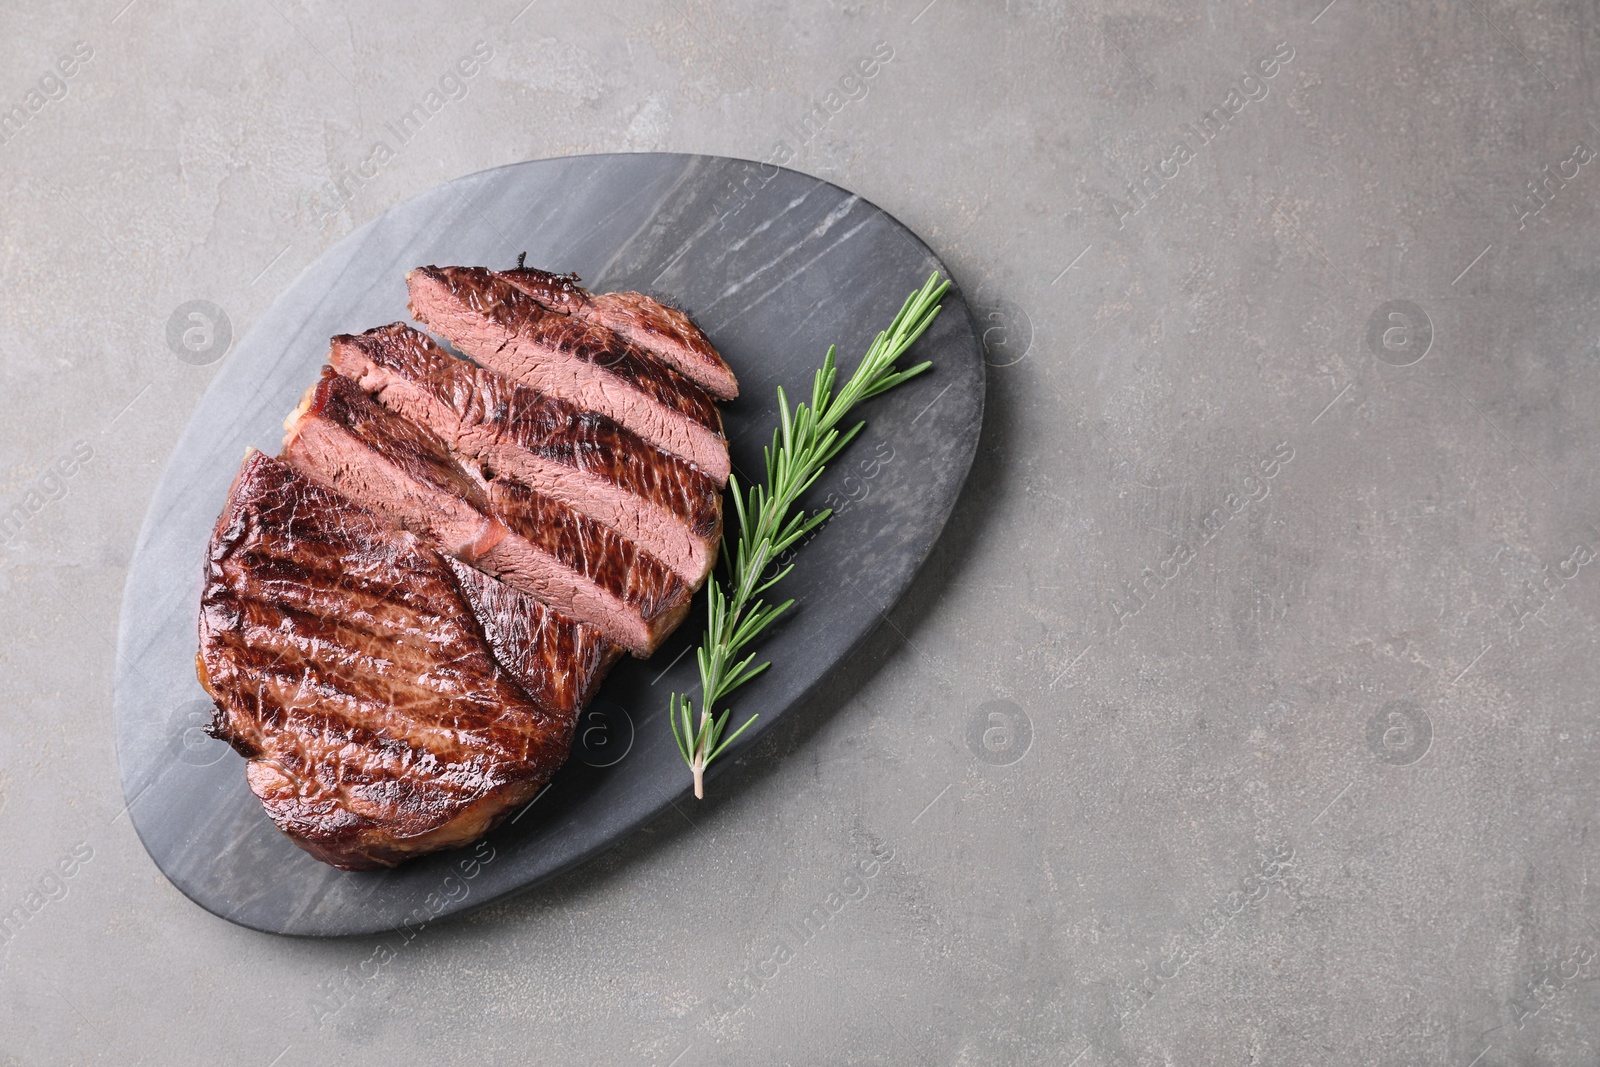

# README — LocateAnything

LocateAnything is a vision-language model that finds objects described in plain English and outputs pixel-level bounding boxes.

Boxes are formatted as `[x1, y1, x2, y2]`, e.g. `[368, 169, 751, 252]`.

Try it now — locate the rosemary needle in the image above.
[670, 272, 950, 798]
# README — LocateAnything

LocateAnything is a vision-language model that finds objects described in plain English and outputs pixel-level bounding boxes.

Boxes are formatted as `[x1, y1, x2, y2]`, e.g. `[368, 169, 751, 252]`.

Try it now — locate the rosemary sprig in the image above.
[670, 272, 950, 798]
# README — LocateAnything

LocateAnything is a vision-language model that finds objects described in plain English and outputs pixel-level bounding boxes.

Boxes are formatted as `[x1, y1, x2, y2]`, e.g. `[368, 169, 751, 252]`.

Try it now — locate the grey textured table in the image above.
[3, 2, 1598, 1064]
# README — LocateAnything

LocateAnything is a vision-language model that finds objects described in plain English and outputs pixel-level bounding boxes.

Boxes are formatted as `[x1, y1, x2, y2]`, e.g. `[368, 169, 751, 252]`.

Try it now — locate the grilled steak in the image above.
[499, 266, 739, 400]
[330, 323, 722, 586]
[197, 451, 610, 870]
[283, 368, 691, 655]
[407, 266, 731, 483]
[197, 259, 742, 870]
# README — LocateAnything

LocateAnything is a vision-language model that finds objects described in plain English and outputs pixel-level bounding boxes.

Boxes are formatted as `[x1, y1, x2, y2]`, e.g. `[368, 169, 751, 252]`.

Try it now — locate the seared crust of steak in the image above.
[197, 259, 741, 871]
[500, 266, 739, 400]
[197, 451, 608, 870]
[407, 266, 731, 483]
[282, 369, 691, 655]
[330, 324, 721, 586]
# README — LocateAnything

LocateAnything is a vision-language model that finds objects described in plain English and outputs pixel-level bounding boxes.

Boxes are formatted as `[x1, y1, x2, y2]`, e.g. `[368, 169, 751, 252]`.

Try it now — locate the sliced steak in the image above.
[330, 323, 722, 586]
[282, 368, 691, 656]
[281, 367, 507, 565]
[407, 265, 731, 483]
[197, 451, 609, 870]
[499, 265, 739, 400]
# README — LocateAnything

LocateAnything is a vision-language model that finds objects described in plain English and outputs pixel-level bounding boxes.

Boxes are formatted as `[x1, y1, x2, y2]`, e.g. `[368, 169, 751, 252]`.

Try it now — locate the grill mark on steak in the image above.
[330, 323, 722, 586]
[198, 451, 607, 869]
[214, 627, 512, 758]
[499, 266, 740, 400]
[282, 368, 690, 655]
[407, 266, 731, 483]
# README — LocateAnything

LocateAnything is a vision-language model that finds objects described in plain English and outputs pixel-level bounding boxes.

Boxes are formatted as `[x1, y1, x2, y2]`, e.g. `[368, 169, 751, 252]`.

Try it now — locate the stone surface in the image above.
[5, 1, 1600, 1063]
[112, 153, 983, 936]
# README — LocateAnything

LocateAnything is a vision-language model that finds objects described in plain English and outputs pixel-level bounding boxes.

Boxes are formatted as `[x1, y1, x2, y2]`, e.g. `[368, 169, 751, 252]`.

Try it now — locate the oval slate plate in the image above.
[113, 153, 983, 937]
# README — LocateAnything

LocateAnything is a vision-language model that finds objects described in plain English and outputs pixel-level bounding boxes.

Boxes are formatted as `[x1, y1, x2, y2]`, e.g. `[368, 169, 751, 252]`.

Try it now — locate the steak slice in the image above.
[330, 323, 722, 586]
[282, 368, 691, 656]
[499, 265, 739, 400]
[197, 451, 610, 870]
[407, 265, 731, 483]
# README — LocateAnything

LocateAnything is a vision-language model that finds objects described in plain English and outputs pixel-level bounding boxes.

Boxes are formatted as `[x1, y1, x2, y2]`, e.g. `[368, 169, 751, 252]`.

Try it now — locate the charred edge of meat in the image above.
[506, 256, 584, 313]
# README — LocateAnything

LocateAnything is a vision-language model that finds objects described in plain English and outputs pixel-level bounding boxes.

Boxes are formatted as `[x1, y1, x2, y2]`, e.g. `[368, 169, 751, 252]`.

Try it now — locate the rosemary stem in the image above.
[669, 272, 949, 798]
[692, 707, 710, 799]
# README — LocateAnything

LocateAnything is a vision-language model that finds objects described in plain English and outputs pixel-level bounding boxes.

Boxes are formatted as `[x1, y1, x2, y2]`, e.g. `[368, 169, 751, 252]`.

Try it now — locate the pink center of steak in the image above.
[330, 323, 721, 585]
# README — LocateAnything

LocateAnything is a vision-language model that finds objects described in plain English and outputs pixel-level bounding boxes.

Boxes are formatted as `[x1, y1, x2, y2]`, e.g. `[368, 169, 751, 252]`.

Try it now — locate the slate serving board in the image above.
[112, 153, 984, 937]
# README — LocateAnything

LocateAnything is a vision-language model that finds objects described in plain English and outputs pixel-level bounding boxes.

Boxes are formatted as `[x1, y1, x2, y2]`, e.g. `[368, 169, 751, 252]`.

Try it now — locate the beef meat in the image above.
[197, 451, 610, 870]
[407, 266, 731, 483]
[282, 367, 507, 564]
[499, 266, 739, 400]
[282, 368, 691, 656]
[330, 323, 721, 586]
